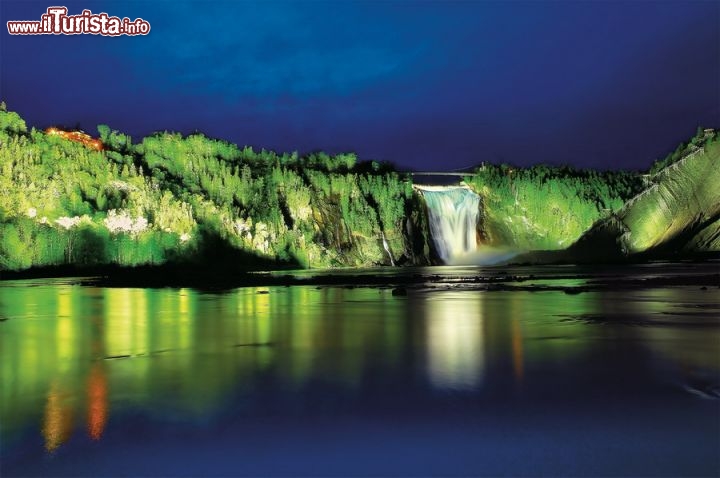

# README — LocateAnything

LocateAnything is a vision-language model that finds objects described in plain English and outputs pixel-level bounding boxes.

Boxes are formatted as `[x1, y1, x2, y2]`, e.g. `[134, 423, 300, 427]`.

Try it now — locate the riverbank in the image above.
[1, 260, 718, 292]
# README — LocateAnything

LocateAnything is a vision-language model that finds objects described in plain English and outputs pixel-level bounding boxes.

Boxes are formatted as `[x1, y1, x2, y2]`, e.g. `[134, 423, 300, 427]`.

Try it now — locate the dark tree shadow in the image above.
[74, 226, 109, 265]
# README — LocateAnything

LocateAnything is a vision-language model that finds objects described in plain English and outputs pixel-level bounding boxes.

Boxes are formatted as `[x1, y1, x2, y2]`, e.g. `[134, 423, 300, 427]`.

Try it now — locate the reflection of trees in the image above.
[4, 279, 718, 457]
[630, 289, 720, 395]
[511, 317, 524, 383]
[4, 283, 600, 454]
[43, 381, 74, 452]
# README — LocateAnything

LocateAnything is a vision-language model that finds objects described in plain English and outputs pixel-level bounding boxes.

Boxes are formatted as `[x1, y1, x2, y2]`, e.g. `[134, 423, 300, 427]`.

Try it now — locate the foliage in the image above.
[1, 105, 702, 271]
[0, 108, 416, 270]
[649, 127, 717, 175]
[464, 163, 644, 250]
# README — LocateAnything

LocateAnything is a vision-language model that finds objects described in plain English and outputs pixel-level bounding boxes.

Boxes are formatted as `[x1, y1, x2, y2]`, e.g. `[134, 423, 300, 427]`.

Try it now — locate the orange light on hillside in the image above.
[44, 127, 104, 151]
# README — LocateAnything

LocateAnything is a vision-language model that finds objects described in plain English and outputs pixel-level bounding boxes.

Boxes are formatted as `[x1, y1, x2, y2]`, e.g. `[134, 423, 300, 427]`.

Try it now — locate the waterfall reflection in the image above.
[424, 292, 485, 391]
[421, 291, 534, 392]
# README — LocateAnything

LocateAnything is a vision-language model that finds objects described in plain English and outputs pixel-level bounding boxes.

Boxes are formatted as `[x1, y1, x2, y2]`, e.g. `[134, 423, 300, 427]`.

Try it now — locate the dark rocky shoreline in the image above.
[1, 259, 718, 292]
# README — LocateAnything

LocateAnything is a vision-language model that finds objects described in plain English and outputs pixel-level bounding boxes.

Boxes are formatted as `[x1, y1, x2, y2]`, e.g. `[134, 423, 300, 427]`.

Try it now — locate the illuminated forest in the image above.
[0, 103, 717, 272]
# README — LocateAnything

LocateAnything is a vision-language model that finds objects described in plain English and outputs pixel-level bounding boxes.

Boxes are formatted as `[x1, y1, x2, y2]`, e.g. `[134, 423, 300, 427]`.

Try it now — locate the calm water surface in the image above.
[1, 265, 719, 476]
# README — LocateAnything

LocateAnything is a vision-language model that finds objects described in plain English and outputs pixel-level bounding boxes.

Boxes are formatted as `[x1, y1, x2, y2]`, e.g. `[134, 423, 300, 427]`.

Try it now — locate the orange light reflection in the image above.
[86, 363, 108, 441]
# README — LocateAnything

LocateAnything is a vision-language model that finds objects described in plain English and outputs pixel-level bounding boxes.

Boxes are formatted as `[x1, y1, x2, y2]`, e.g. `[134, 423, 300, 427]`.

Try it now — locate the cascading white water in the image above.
[419, 186, 480, 264]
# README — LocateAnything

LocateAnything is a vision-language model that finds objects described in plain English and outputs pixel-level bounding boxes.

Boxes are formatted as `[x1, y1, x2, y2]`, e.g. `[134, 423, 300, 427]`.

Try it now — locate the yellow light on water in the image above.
[42, 381, 73, 453]
[56, 287, 76, 373]
[426, 293, 485, 391]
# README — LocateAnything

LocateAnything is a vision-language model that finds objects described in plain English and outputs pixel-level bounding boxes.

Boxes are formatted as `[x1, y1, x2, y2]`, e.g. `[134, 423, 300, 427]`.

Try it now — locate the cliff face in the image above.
[684, 218, 720, 252]
[570, 136, 720, 257]
[621, 141, 720, 254]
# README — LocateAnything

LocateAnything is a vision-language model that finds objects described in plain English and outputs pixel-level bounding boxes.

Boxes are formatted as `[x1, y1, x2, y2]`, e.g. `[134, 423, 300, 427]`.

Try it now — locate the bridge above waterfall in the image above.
[412, 183, 474, 192]
[405, 173, 475, 186]
[410, 172, 478, 177]
[403, 168, 481, 186]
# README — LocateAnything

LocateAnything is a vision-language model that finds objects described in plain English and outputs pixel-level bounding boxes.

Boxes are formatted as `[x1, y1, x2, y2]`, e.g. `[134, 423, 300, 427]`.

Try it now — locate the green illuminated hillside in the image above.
[463, 128, 719, 258]
[463, 165, 642, 250]
[0, 106, 421, 271]
[570, 131, 720, 258]
[0, 103, 716, 274]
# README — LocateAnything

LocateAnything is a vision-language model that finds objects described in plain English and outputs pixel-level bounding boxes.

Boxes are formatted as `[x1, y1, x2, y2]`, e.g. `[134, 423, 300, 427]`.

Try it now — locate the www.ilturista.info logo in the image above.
[7, 7, 150, 36]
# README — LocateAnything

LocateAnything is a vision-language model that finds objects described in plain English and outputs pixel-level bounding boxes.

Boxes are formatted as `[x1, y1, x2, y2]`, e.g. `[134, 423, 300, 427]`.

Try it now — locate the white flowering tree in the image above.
[103, 209, 148, 236]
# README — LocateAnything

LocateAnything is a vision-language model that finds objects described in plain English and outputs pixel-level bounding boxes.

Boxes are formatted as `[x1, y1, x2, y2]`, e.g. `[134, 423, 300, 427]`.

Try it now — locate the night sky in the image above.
[1, 1, 718, 171]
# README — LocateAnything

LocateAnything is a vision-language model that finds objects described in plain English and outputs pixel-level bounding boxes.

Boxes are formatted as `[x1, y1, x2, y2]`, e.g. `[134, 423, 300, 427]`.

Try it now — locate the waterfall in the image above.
[419, 186, 480, 264]
[381, 231, 395, 266]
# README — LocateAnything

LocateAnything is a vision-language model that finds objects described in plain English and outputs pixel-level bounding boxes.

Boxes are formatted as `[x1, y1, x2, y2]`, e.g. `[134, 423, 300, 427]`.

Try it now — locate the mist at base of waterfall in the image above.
[445, 247, 521, 266]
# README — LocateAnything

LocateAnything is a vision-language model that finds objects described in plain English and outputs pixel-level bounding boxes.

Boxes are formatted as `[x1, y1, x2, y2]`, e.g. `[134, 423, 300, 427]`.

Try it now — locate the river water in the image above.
[1, 264, 719, 476]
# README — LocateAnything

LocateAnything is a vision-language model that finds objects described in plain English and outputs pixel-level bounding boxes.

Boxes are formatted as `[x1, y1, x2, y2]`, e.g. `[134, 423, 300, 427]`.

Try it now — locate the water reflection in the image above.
[86, 363, 108, 441]
[0, 277, 718, 465]
[424, 292, 485, 390]
[511, 317, 524, 383]
[43, 381, 74, 452]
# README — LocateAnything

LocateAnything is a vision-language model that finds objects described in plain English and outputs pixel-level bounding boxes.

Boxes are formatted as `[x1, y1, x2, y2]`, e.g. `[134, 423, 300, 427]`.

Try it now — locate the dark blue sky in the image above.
[2, 0, 718, 171]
